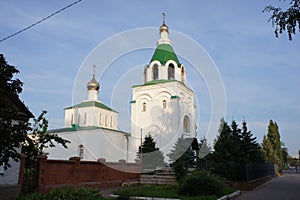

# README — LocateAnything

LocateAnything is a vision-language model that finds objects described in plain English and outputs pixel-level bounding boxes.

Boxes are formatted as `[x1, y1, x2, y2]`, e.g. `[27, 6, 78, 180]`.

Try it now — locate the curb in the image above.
[217, 190, 241, 200]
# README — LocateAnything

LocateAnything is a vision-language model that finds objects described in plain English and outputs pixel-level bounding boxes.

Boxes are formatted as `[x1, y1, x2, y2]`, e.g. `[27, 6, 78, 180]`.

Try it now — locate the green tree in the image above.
[0, 54, 69, 169]
[168, 137, 195, 181]
[241, 120, 263, 162]
[261, 135, 275, 162]
[22, 110, 70, 163]
[0, 54, 31, 169]
[137, 134, 165, 171]
[212, 119, 233, 162]
[263, 0, 300, 40]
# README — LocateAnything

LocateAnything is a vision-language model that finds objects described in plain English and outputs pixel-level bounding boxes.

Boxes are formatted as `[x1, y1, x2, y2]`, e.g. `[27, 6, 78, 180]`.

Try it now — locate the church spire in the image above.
[158, 13, 171, 45]
[87, 64, 100, 101]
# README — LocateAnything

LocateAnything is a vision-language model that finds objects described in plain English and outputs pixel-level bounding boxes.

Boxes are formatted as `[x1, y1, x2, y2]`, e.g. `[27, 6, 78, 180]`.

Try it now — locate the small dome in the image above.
[87, 75, 100, 91]
[160, 23, 169, 33]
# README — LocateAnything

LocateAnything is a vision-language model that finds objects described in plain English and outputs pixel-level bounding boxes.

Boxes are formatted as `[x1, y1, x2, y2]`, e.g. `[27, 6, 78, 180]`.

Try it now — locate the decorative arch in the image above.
[168, 63, 175, 80]
[152, 63, 159, 80]
[183, 115, 190, 133]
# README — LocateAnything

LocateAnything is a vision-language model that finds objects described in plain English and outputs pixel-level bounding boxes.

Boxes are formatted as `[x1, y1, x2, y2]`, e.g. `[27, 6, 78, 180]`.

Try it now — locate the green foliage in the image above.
[0, 54, 23, 94]
[22, 111, 70, 161]
[17, 187, 104, 200]
[178, 170, 223, 197]
[168, 137, 196, 181]
[136, 134, 165, 171]
[0, 54, 32, 169]
[113, 184, 221, 200]
[263, 0, 300, 40]
[261, 120, 284, 165]
[212, 119, 262, 164]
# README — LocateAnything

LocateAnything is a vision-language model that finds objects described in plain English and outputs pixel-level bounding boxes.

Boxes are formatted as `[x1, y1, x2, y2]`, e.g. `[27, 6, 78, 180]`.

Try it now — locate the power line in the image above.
[0, 0, 83, 43]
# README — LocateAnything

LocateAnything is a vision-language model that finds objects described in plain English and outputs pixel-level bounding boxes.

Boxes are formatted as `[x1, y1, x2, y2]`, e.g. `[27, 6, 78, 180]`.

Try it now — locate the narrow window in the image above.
[183, 115, 190, 133]
[77, 113, 80, 125]
[78, 145, 84, 159]
[142, 102, 146, 112]
[153, 64, 159, 80]
[71, 114, 74, 125]
[110, 116, 113, 127]
[168, 63, 175, 80]
[181, 67, 185, 82]
[163, 100, 166, 109]
[105, 115, 108, 126]
[99, 113, 102, 125]
[84, 112, 87, 124]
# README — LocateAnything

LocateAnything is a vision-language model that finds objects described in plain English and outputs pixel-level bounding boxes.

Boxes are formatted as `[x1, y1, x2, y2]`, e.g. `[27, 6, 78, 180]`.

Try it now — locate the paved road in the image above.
[237, 173, 300, 200]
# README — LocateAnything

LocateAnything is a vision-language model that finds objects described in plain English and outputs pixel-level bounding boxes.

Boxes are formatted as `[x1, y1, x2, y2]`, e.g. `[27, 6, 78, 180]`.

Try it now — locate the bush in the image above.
[178, 170, 223, 197]
[17, 187, 104, 200]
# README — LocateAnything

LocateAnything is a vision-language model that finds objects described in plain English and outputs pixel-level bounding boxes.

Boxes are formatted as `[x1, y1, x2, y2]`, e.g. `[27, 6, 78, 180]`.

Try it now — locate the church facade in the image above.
[47, 19, 196, 163]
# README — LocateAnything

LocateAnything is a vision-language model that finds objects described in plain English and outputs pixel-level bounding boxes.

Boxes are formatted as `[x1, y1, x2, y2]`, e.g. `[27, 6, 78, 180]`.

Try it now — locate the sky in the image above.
[1, 0, 299, 156]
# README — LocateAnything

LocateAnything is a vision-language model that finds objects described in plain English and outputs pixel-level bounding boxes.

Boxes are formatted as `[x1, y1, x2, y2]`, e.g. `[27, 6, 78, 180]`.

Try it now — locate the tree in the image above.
[168, 137, 195, 181]
[136, 134, 165, 171]
[261, 120, 284, 166]
[0, 54, 31, 169]
[22, 111, 70, 164]
[241, 120, 263, 162]
[213, 119, 263, 163]
[263, 0, 300, 41]
[0, 54, 69, 169]
[212, 119, 233, 162]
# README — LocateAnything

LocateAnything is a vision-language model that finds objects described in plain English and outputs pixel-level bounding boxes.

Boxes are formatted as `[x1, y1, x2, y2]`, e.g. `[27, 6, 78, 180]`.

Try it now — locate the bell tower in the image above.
[130, 15, 196, 157]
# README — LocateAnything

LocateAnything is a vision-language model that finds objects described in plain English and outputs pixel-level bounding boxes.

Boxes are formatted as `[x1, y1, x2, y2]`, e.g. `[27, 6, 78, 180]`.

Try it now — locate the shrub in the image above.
[17, 187, 104, 200]
[178, 170, 223, 196]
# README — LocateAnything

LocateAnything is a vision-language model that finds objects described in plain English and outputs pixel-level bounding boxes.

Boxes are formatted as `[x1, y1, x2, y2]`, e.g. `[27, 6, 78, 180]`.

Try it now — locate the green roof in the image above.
[48, 126, 130, 135]
[150, 44, 180, 66]
[64, 101, 117, 113]
[133, 79, 179, 87]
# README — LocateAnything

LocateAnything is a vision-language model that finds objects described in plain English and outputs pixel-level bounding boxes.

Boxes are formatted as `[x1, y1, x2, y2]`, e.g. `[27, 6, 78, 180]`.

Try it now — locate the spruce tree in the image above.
[213, 119, 232, 162]
[136, 134, 165, 171]
[241, 120, 263, 162]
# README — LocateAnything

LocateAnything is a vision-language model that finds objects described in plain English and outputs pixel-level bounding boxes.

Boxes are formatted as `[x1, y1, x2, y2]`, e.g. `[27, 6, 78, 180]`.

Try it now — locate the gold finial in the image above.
[160, 12, 169, 33]
[162, 12, 166, 24]
[93, 64, 96, 77]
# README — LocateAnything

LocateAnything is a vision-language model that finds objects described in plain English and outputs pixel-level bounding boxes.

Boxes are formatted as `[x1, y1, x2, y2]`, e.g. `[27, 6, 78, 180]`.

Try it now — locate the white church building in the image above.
[47, 18, 196, 163]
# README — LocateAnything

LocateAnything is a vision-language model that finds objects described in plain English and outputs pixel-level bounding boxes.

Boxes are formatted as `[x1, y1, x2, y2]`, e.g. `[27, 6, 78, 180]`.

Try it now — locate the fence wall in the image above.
[21, 156, 141, 193]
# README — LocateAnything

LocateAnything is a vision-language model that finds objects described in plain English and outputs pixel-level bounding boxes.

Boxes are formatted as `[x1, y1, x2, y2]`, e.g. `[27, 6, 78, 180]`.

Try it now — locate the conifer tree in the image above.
[136, 134, 165, 171]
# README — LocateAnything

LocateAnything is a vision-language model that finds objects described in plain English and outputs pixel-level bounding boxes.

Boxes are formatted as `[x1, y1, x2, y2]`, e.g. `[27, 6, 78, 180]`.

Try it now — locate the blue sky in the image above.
[1, 0, 299, 156]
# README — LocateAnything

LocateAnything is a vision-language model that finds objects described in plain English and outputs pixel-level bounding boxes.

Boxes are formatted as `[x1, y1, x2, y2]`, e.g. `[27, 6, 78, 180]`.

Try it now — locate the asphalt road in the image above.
[237, 173, 300, 200]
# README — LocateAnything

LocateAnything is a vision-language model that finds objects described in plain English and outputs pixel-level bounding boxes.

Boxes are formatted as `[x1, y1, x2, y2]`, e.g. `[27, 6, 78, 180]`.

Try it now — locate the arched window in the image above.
[78, 145, 84, 159]
[77, 113, 80, 125]
[142, 102, 146, 112]
[84, 112, 87, 124]
[144, 68, 147, 83]
[162, 100, 166, 109]
[99, 113, 102, 125]
[168, 63, 175, 80]
[153, 64, 159, 80]
[71, 114, 74, 125]
[181, 67, 185, 82]
[183, 115, 190, 133]
[105, 115, 108, 126]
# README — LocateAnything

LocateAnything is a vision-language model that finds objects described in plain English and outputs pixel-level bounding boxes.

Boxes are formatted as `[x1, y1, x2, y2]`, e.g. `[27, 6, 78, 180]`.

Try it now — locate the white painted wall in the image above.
[130, 81, 196, 160]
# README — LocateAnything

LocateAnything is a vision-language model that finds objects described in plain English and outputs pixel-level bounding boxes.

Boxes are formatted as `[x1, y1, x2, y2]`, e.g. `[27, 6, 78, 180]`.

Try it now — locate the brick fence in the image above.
[20, 155, 141, 193]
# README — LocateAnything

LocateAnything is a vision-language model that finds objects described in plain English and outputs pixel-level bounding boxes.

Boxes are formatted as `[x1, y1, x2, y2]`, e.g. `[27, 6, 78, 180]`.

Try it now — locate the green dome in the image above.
[150, 43, 180, 66]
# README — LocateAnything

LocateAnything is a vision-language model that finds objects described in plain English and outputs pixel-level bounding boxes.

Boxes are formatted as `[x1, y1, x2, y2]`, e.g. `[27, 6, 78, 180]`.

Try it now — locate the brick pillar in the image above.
[37, 155, 48, 193]
[69, 157, 80, 189]
[18, 154, 27, 191]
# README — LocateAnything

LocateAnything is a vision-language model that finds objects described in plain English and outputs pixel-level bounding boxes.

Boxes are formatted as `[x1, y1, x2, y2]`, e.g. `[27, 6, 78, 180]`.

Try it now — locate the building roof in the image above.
[0, 91, 34, 121]
[64, 101, 117, 113]
[150, 43, 180, 66]
[48, 125, 129, 135]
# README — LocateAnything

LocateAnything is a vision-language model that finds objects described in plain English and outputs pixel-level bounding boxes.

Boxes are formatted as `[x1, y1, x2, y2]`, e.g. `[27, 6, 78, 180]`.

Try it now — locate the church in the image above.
[47, 18, 196, 163]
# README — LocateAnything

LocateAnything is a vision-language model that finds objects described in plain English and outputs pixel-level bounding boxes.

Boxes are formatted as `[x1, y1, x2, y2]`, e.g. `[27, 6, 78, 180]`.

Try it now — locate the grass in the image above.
[113, 184, 237, 200]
